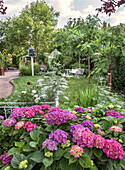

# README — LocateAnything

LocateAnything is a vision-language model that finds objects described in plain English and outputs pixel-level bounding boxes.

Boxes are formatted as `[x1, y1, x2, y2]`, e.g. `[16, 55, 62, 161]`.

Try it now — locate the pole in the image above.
[88, 56, 90, 84]
[31, 56, 34, 76]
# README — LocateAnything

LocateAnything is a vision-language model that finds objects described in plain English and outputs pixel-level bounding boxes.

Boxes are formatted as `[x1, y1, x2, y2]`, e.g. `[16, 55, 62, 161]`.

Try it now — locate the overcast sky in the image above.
[1, 0, 125, 28]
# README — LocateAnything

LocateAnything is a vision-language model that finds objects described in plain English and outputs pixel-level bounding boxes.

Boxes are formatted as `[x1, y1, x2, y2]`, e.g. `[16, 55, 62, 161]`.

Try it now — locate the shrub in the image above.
[19, 64, 40, 76]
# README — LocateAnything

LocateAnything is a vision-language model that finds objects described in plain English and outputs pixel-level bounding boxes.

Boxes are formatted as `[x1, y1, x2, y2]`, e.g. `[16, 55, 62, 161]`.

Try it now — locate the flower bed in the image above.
[0, 104, 125, 169]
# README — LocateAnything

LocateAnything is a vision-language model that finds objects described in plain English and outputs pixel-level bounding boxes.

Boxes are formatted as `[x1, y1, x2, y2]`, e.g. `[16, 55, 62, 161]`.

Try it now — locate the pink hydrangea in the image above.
[67, 112, 78, 121]
[109, 126, 123, 132]
[10, 107, 24, 119]
[70, 124, 84, 134]
[3, 118, 16, 127]
[97, 129, 105, 135]
[94, 135, 105, 149]
[23, 121, 37, 132]
[72, 127, 95, 148]
[30, 105, 44, 114]
[15, 121, 25, 129]
[41, 104, 50, 110]
[25, 110, 35, 118]
[48, 107, 62, 113]
[106, 110, 121, 118]
[102, 138, 124, 160]
[69, 145, 84, 158]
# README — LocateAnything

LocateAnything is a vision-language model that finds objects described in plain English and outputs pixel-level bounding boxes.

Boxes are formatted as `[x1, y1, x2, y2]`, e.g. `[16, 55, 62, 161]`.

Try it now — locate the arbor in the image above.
[0, 0, 7, 14]
[96, 0, 125, 16]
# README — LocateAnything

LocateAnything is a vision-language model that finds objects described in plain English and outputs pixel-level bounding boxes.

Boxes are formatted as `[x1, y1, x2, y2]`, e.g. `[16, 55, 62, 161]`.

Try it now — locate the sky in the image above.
[0, 0, 125, 28]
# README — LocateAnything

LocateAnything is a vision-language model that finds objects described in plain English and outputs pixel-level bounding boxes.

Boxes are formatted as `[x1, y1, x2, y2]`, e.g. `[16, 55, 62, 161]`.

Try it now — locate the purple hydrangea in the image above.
[81, 120, 94, 129]
[41, 104, 50, 110]
[74, 107, 86, 113]
[0, 116, 4, 120]
[42, 139, 58, 151]
[48, 107, 62, 113]
[0, 153, 13, 165]
[30, 105, 44, 114]
[3, 118, 16, 127]
[70, 124, 84, 134]
[46, 111, 68, 125]
[49, 129, 69, 144]
[67, 112, 78, 121]
[103, 138, 124, 160]
[106, 110, 121, 119]
[94, 135, 105, 149]
[10, 107, 24, 119]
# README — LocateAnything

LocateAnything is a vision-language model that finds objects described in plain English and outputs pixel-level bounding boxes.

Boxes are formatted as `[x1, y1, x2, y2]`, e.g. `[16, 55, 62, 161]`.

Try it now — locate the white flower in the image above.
[34, 94, 39, 98]
[35, 98, 40, 103]
[32, 90, 36, 93]
[22, 91, 26, 94]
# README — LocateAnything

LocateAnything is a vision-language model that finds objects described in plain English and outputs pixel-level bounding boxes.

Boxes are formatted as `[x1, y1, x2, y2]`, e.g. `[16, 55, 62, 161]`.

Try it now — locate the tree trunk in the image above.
[88, 56, 90, 84]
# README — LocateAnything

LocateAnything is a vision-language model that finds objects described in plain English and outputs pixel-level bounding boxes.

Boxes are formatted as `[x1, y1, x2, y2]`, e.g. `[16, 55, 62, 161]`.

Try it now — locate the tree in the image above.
[96, 0, 125, 16]
[0, 0, 7, 14]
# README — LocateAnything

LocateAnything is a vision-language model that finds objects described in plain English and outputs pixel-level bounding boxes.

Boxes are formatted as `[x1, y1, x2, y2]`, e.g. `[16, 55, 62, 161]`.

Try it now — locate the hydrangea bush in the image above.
[0, 104, 125, 170]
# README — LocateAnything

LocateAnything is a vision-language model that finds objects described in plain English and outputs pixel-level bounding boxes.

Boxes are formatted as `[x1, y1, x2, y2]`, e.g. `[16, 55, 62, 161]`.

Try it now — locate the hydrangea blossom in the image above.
[102, 138, 124, 160]
[94, 135, 105, 149]
[69, 145, 84, 158]
[0, 153, 13, 165]
[23, 121, 37, 131]
[97, 129, 105, 135]
[46, 111, 68, 125]
[67, 112, 78, 121]
[70, 124, 84, 134]
[81, 120, 94, 129]
[109, 126, 123, 132]
[30, 105, 44, 114]
[74, 107, 86, 113]
[41, 104, 50, 110]
[49, 129, 68, 144]
[3, 118, 16, 127]
[10, 107, 24, 119]
[15, 121, 25, 129]
[106, 110, 121, 118]
[42, 139, 58, 151]
[0, 116, 4, 120]
[48, 107, 62, 113]
[25, 110, 35, 118]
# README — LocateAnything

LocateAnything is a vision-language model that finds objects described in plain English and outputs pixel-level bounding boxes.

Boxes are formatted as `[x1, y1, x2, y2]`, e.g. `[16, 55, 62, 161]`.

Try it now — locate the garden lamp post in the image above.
[28, 45, 35, 76]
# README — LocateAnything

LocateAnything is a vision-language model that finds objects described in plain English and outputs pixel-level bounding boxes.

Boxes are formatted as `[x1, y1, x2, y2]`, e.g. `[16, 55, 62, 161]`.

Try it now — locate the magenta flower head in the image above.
[69, 145, 84, 158]
[103, 138, 124, 160]
[67, 112, 78, 121]
[106, 110, 121, 118]
[70, 124, 84, 134]
[97, 129, 105, 135]
[3, 118, 16, 127]
[41, 104, 50, 110]
[23, 121, 37, 132]
[0, 116, 4, 120]
[42, 139, 58, 151]
[81, 120, 94, 129]
[48, 107, 62, 113]
[49, 129, 69, 144]
[10, 107, 24, 119]
[30, 105, 44, 114]
[74, 107, 86, 113]
[15, 121, 25, 130]
[25, 110, 35, 118]
[46, 111, 68, 125]
[94, 135, 105, 149]
[109, 126, 123, 132]
[0, 153, 13, 165]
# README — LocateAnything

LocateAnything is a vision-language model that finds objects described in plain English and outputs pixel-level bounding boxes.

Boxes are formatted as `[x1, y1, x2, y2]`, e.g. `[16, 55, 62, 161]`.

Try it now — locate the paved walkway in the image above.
[0, 70, 20, 98]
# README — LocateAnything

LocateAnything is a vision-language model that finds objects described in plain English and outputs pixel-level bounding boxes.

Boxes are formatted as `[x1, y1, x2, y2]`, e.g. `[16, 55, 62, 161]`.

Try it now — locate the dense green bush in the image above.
[19, 64, 40, 76]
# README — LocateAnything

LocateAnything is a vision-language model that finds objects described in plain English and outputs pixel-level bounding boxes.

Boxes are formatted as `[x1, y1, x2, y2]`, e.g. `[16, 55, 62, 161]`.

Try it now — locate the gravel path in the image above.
[0, 70, 19, 98]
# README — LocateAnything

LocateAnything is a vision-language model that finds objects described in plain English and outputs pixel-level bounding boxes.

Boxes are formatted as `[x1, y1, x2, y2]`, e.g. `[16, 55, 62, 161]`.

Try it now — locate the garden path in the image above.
[0, 70, 19, 98]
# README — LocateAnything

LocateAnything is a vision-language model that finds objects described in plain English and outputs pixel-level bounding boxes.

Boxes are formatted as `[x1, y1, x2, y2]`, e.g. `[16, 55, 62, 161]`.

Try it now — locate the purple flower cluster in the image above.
[0, 153, 13, 165]
[81, 120, 94, 129]
[3, 118, 16, 127]
[0, 115, 4, 120]
[42, 139, 58, 151]
[70, 124, 84, 134]
[10, 107, 24, 119]
[48, 107, 62, 113]
[106, 110, 121, 118]
[30, 105, 44, 114]
[46, 111, 68, 125]
[67, 112, 78, 121]
[49, 129, 69, 144]
[103, 138, 124, 160]
[74, 107, 86, 113]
